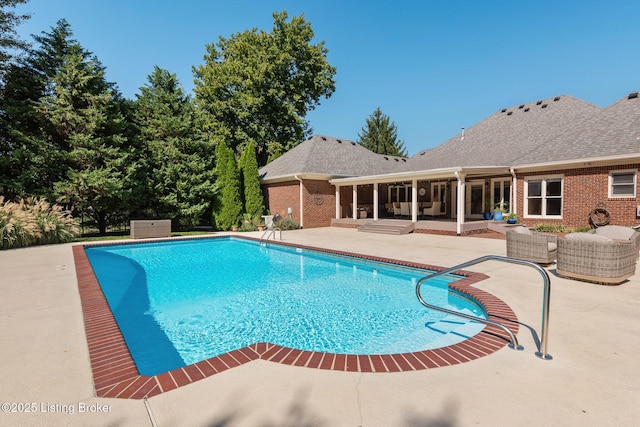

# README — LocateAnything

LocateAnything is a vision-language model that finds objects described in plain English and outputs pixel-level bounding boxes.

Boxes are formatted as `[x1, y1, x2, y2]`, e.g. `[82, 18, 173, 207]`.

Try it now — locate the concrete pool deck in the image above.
[1, 227, 639, 426]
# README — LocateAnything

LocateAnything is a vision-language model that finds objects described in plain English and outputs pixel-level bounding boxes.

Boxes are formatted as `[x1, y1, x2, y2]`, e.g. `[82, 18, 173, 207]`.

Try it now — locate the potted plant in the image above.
[506, 212, 518, 224]
[493, 202, 507, 221]
[483, 201, 493, 220]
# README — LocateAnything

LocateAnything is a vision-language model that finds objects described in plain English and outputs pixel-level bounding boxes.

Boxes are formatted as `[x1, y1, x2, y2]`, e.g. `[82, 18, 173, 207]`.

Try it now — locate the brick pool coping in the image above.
[72, 235, 520, 400]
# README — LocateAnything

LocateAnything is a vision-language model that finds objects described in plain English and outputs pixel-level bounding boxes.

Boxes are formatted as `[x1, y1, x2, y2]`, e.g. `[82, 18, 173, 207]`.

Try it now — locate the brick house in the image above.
[259, 92, 640, 233]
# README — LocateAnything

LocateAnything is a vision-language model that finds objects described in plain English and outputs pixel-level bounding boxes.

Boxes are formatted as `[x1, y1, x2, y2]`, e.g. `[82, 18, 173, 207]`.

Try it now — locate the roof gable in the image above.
[259, 135, 407, 181]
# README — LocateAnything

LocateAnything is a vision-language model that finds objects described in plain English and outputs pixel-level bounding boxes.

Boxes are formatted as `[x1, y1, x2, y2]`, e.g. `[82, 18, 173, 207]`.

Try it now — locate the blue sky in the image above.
[14, 0, 640, 155]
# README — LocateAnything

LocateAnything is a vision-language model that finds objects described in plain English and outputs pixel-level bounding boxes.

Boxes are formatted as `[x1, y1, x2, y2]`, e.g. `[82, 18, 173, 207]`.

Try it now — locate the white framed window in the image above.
[609, 170, 637, 198]
[524, 175, 563, 218]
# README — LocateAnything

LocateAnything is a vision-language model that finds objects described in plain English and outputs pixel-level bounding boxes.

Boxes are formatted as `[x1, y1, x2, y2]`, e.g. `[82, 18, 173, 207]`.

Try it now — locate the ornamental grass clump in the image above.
[0, 197, 79, 249]
[25, 197, 79, 245]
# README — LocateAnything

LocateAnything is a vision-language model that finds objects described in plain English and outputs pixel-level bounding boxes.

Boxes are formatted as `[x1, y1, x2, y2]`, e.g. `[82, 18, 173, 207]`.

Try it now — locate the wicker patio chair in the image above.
[557, 233, 638, 285]
[506, 226, 557, 264]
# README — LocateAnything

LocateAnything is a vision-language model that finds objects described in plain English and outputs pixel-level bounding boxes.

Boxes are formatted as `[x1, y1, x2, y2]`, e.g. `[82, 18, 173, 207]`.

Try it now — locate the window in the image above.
[524, 176, 563, 218]
[609, 170, 637, 198]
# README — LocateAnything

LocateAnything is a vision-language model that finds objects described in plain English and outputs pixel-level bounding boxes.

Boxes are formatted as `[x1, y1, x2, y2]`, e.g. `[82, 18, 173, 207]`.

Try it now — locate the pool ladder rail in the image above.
[416, 255, 552, 360]
[259, 227, 282, 245]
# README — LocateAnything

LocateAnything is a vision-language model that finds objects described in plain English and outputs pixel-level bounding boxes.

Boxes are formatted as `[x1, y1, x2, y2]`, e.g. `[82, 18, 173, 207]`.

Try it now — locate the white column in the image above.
[411, 179, 418, 222]
[510, 168, 517, 215]
[335, 186, 341, 218]
[373, 183, 379, 220]
[352, 185, 358, 220]
[455, 172, 466, 235]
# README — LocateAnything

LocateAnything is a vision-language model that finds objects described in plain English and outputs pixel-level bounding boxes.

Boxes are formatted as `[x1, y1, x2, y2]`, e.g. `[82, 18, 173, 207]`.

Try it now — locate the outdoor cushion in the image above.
[593, 225, 635, 241]
[565, 232, 612, 243]
[512, 226, 533, 235]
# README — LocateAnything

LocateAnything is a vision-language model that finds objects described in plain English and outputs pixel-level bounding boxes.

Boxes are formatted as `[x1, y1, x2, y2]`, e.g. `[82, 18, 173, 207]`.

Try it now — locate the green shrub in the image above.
[532, 223, 571, 233]
[275, 216, 300, 230]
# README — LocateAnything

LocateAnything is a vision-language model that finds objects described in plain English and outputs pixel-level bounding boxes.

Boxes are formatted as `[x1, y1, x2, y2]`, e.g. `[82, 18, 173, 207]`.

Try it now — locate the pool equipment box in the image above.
[130, 219, 171, 239]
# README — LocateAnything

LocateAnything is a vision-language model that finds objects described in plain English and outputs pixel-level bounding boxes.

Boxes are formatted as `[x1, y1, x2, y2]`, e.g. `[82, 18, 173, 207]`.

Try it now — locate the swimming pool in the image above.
[84, 237, 486, 376]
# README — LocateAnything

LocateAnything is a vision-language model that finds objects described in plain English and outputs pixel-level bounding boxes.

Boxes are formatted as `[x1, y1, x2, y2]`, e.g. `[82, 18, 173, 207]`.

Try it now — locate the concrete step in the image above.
[357, 222, 415, 235]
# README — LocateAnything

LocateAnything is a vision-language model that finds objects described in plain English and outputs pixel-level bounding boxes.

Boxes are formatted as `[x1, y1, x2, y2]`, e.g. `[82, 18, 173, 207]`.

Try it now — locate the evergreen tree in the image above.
[194, 10, 336, 165]
[0, 0, 30, 76]
[214, 141, 242, 230]
[132, 66, 215, 227]
[239, 140, 265, 219]
[43, 42, 131, 234]
[1, 19, 132, 234]
[357, 108, 408, 157]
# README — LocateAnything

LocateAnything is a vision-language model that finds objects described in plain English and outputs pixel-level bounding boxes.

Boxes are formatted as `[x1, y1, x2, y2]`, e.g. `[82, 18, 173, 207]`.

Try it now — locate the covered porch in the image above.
[330, 167, 515, 235]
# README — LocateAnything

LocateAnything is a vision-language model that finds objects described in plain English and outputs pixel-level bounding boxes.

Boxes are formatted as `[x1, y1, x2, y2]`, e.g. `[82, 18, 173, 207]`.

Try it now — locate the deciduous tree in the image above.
[193, 10, 336, 165]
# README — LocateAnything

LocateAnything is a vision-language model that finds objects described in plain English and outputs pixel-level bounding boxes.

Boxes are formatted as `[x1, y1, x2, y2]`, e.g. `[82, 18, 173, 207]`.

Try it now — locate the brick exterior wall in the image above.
[301, 179, 336, 228]
[262, 179, 336, 228]
[262, 180, 299, 223]
[516, 164, 640, 228]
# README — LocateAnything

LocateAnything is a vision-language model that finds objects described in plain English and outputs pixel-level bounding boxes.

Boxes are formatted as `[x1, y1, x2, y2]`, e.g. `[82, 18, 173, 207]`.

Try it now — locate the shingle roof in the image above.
[403, 95, 603, 171]
[259, 135, 407, 180]
[260, 92, 640, 183]
[512, 92, 640, 165]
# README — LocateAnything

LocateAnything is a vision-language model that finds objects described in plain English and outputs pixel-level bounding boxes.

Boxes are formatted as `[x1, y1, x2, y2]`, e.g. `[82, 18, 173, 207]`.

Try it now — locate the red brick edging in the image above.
[72, 236, 519, 399]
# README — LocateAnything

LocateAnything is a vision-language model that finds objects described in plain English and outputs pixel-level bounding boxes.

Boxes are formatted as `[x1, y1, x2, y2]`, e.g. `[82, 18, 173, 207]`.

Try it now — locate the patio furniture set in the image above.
[506, 225, 639, 285]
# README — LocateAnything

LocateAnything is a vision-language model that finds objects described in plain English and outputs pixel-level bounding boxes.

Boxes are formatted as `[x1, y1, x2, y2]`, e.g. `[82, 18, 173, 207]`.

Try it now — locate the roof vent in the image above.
[501, 108, 507, 113]
[402, 159, 406, 162]
[384, 156, 389, 160]
[553, 96, 561, 101]
[541, 104, 548, 108]
[350, 141, 356, 145]
[536, 100, 543, 105]
[394, 158, 399, 162]
[321, 136, 327, 141]
[420, 151, 426, 156]
[518, 104, 524, 109]
[336, 139, 342, 143]
[628, 91, 639, 99]
[507, 111, 513, 115]
[524, 108, 530, 112]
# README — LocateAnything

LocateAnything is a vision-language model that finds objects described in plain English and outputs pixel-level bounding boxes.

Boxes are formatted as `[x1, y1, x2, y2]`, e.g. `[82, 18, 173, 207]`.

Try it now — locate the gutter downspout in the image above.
[294, 175, 304, 228]
[510, 168, 517, 215]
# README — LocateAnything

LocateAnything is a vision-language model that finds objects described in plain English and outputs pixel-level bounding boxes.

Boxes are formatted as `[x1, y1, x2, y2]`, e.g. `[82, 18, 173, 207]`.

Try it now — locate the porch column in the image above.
[335, 185, 341, 218]
[352, 185, 358, 220]
[411, 179, 418, 222]
[373, 182, 379, 220]
[455, 172, 466, 236]
[510, 168, 517, 215]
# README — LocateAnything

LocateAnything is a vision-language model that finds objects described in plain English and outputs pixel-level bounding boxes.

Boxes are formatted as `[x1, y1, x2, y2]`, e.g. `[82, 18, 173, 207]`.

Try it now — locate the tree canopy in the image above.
[357, 107, 407, 157]
[0, 0, 30, 76]
[193, 10, 336, 166]
[1, 10, 337, 235]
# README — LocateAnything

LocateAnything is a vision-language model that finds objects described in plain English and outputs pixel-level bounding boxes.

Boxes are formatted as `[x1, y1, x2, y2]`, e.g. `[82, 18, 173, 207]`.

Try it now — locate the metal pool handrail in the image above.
[259, 227, 282, 244]
[416, 255, 552, 360]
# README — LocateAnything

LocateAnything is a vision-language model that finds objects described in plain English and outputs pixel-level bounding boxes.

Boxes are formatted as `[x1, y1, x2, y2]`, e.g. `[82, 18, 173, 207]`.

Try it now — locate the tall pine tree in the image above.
[357, 108, 407, 157]
[132, 66, 215, 227]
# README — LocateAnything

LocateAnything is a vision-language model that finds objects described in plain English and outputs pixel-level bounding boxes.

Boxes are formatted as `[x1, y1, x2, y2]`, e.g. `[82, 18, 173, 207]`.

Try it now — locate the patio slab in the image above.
[1, 228, 639, 426]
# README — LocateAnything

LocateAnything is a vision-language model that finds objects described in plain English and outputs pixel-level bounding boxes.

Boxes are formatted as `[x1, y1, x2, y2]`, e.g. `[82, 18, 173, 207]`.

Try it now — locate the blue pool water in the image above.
[85, 237, 486, 376]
